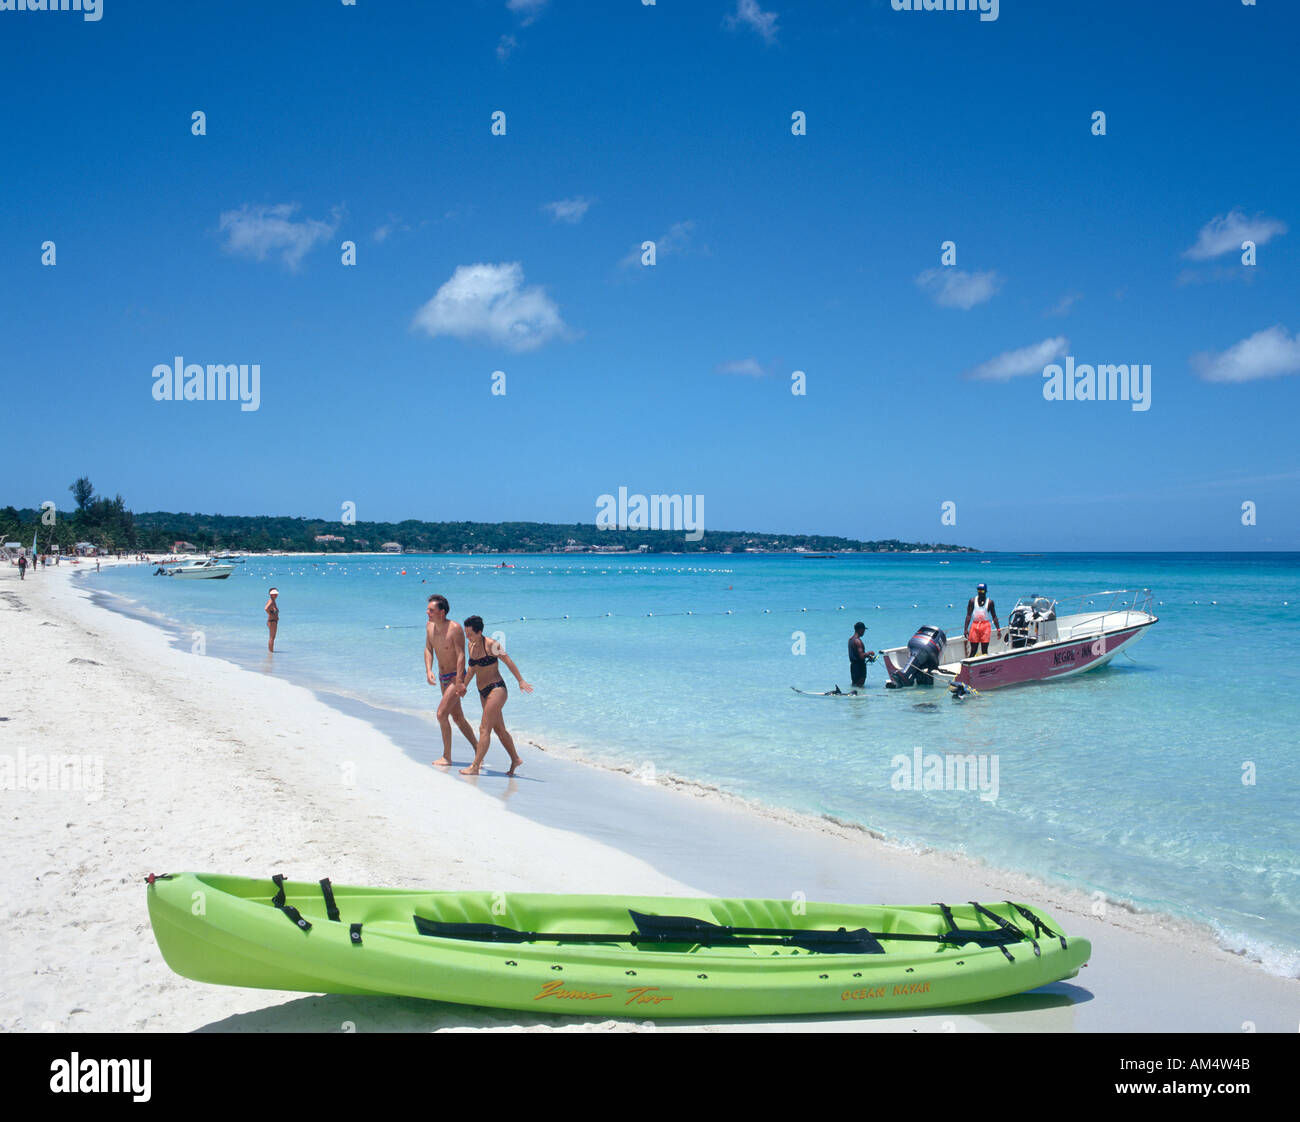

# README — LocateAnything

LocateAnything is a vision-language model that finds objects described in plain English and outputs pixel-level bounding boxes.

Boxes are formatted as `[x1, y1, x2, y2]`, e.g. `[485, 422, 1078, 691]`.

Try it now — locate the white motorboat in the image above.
[159, 558, 236, 580]
[882, 589, 1158, 691]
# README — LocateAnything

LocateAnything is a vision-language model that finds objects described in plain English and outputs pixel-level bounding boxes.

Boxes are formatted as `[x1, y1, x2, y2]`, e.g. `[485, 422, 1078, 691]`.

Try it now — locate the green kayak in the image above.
[146, 872, 1090, 1019]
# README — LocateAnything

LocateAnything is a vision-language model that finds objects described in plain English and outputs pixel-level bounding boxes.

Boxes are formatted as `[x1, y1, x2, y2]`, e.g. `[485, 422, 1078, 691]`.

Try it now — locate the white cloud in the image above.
[1045, 291, 1082, 317]
[714, 358, 766, 377]
[412, 262, 569, 352]
[915, 268, 1001, 310]
[507, 0, 547, 25]
[619, 220, 697, 268]
[218, 203, 338, 270]
[496, 34, 518, 61]
[965, 337, 1069, 382]
[1184, 209, 1287, 260]
[726, 0, 779, 44]
[372, 215, 412, 244]
[1191, 325, 1300, 383]
[542, 197, 594, 224]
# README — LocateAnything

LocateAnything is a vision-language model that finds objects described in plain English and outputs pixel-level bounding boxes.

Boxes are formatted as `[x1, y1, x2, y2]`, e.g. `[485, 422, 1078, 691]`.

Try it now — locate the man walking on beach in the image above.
[18, 554, 26, 580]
[425, 594, 480, 767]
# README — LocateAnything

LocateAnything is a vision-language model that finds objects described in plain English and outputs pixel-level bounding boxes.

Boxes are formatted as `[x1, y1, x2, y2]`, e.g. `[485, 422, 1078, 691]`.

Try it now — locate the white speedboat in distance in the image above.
[882, 589, 1157, 691]
[159, 558, 236, 580]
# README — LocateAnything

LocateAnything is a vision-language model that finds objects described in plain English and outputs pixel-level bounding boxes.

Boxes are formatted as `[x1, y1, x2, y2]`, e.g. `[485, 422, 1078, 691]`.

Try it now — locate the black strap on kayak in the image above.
[320, 878, 341, 922]
[270, 874, 311, 931]
[349, 923, 363, 946]
[968, 901, 1023, 961]
[1007, 902, 1066, 951]
[934, 902, 1022, 959]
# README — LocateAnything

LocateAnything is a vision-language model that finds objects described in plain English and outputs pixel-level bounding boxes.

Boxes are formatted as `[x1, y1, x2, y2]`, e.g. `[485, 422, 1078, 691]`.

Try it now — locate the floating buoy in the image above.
[400, 570, 406, 575]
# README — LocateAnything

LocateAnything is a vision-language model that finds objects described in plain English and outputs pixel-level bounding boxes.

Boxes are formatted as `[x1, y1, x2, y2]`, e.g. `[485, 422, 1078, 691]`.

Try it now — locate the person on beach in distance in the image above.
[848, 622, 875, 688]
[265, 587, 279, 652]
[458, 616, 532, 777]
[965, 582, 1001, 657]
[18, 554, 27, 580]
[425, 594, 480, 767]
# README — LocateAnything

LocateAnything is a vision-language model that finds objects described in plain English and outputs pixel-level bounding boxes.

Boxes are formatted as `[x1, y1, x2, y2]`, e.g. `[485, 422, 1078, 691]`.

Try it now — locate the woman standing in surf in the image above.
[459, 615, 532, 776]
[265, 587, 279, 652]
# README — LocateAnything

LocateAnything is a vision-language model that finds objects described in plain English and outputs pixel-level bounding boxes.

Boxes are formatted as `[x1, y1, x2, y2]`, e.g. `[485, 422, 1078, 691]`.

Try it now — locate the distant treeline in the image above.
[1, 482, 975, 555]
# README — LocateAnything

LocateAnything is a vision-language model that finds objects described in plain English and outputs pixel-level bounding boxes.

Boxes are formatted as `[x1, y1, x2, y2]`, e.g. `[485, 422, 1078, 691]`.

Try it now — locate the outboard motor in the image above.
[886, 626, 947, 688]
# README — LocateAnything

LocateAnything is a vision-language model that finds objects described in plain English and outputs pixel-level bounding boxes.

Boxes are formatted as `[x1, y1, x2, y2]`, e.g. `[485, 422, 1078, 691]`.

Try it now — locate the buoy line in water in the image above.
[376, 605, 870, 629]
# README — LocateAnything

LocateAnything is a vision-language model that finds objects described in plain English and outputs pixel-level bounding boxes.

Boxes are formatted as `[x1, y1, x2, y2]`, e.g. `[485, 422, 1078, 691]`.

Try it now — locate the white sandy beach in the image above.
[1, 559, 1297, 1032]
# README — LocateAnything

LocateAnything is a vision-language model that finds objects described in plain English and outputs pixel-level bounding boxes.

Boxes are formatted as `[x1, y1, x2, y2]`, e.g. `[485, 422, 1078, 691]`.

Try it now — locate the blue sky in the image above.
[2, 0, 1298, 550]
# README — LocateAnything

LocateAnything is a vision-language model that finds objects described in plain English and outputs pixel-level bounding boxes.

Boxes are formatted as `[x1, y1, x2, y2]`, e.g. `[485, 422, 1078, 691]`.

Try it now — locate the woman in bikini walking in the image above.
[459, 615, 532, 777]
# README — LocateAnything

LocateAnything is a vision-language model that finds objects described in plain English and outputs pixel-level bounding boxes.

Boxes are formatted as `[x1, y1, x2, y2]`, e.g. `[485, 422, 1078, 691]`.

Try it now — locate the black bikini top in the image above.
[468, 645, 498, 667]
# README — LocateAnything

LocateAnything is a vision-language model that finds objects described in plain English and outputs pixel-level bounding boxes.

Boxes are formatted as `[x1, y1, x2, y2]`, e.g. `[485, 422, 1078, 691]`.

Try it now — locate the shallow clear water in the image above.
[96, 552, 1300, 974]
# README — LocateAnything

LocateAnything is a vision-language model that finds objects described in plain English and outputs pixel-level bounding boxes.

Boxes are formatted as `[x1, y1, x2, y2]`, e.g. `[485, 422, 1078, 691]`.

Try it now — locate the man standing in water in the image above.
[425, 593, 480, 767]
[848, 622, 875, 688]
[964, 582, 1001, 657]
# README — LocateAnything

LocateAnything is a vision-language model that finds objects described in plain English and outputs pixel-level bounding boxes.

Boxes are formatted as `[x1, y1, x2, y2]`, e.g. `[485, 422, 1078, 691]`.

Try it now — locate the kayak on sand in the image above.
[146, 872, 1091, 1019]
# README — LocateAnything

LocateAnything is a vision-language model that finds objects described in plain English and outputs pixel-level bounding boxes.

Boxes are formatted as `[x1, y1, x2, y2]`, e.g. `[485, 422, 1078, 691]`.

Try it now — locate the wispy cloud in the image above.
[412, 262, 569, 352]
[1191, 325, 1300, 383]
[217, 203, 339, 270]
[372, 215, 411, 244]
[619, 220, 698, 269]
[725, 0, 779, 44]
[1183, 209, 1287, 260]
[1175, 265, 1257, 287]
[915, 267, 1001, 310]
[506, 0, 547, 26]
[542, 197, 594, 224]
[714, 358, 768, 377]
[496, 34, 518, 61]
[965, 337, 1069, 382]
[1045, 290, 1083, 317]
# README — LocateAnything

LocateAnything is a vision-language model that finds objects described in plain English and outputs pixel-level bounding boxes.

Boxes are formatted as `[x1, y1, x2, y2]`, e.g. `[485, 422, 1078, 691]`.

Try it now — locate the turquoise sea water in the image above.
[95, 552, 1300, 975]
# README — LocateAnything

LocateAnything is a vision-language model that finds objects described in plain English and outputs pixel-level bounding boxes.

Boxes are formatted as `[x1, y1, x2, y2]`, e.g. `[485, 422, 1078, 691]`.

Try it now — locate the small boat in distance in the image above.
[882, 589, 1157, 691]
[157, 558, 235, 580]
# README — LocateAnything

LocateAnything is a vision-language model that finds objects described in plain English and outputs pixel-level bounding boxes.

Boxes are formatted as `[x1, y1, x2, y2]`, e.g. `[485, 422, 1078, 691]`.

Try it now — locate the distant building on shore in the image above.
[172, 541, 196, 553]
[381, 542, 402, 553]
[314, 534, 345, 544]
